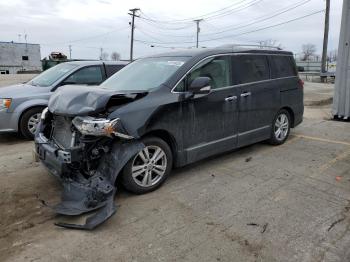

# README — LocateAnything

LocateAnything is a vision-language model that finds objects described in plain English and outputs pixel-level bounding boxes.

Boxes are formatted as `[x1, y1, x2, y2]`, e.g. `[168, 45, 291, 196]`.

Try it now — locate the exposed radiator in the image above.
[52, 116, 74, 149]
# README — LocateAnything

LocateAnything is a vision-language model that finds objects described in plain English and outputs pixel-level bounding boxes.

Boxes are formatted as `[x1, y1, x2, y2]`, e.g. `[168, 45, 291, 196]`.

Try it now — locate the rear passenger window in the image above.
[232, 55, 269, 84]
[271, 56, 297, 78]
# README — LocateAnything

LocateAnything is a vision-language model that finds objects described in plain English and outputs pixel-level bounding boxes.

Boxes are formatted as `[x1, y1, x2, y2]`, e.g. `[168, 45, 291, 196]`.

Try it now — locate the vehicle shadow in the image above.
[117, 141, 266, 197]
[0, 132, 29, 145]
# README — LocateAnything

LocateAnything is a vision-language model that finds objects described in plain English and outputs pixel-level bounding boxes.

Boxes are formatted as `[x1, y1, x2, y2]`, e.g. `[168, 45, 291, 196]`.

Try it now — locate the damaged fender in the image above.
[52, 140, 144, 230]
[36, 113, 145, 229]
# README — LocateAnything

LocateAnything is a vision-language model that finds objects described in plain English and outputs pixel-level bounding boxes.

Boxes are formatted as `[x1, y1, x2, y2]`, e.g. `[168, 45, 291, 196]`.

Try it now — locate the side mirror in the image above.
[188, 77, 211, 95]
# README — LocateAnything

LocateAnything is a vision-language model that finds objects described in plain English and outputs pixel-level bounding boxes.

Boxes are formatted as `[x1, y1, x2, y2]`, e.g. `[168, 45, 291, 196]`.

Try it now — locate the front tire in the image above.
[268, 109, 291, 145]
[19, 107, 44, 139]
[121, 136, 173, 194]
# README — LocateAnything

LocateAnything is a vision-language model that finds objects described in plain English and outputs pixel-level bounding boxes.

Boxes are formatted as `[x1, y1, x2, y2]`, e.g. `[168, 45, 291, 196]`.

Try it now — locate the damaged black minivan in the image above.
[35, 47, 303, 229]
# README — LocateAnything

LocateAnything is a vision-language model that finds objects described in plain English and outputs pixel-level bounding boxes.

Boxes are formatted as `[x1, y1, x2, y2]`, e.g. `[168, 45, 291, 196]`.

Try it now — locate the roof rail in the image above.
[218, 44, 283, 51]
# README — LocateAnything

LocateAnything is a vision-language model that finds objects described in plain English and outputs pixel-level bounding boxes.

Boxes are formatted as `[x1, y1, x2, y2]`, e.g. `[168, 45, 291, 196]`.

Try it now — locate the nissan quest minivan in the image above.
[35, 46, 303, 229]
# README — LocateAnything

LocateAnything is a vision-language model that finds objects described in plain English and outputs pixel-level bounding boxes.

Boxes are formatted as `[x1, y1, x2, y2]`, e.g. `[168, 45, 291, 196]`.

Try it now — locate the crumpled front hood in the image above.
[48, 85, 146, 116]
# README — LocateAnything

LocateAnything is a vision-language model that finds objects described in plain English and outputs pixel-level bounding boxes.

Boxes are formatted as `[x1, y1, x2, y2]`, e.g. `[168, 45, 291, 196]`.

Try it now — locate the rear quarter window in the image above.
[105, 65, 126, 77]
[270, 56, 297, 78]
[231, 55, 269, 85]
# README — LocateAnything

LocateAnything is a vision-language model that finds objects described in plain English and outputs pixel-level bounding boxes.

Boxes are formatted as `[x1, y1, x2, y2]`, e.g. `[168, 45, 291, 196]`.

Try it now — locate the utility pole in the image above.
[128, 8, 140, 61]
[332, 0, 350, 119]
[321, 0, 330, 82]
[69, 45, 72, 59]
[100, 47, 103, 60]
[194, 19, 203, 48]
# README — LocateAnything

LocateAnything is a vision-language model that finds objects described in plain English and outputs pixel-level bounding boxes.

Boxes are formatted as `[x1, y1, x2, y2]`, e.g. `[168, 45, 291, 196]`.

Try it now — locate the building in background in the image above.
[0, 41, 41, 74]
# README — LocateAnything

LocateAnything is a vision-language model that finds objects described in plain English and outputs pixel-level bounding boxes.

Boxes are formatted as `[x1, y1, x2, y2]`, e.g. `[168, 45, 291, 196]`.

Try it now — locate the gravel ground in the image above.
[0, 74, 37, 87]
[0, 104, 350, 262]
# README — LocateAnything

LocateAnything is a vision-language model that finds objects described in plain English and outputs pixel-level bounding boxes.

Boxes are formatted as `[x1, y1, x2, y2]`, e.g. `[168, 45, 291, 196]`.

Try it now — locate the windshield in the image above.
[101, 56, 189, 91]
[29, 63, 78, 87]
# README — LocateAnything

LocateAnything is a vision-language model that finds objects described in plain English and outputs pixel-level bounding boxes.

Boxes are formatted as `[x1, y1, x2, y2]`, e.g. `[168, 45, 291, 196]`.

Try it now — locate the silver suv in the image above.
[0, 60, 128, 138]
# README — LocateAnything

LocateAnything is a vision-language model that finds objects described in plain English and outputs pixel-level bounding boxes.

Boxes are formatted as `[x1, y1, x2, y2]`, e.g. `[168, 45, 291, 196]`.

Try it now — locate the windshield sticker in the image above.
[157, 61, 184, 67]
[167, 61, 185, 66]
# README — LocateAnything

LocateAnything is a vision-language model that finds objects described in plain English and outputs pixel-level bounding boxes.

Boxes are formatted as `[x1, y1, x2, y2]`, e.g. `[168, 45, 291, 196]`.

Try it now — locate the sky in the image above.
[0, 0, 343, 60]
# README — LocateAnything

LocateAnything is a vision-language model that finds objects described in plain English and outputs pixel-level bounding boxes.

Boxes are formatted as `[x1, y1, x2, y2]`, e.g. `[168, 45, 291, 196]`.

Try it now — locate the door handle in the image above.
[240, 92, 251, 97]
[225, 96, 237, 101]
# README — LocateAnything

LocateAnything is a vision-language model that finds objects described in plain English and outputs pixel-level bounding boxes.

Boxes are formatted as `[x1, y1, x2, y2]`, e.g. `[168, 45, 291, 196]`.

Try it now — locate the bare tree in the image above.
[100, 52, 109, 60]
[301, 44, 317, 61]
[110, 52, 121, 61]
[258, 39, 283, 49]
[327, 49, 338, 62]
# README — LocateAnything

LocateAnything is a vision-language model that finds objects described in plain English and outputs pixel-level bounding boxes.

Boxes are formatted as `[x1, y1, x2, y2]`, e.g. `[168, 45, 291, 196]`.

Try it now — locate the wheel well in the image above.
[142, 130, 177, 157]
[281, 107, 295, 127]
[18, 106, 46, 130]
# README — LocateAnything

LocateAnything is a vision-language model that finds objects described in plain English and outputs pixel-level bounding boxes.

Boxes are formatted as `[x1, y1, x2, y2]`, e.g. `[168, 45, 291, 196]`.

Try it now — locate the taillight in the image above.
[298, 79, 304, 89]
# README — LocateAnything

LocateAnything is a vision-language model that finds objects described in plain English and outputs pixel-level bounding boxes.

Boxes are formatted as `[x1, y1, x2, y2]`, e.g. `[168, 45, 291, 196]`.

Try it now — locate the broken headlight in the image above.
[72, 116, 133, 139]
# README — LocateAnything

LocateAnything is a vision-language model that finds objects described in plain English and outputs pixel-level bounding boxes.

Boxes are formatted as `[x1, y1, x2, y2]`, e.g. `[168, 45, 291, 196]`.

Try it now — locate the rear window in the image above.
[271, 56, 297, 78]
[232, 55, 269, 85]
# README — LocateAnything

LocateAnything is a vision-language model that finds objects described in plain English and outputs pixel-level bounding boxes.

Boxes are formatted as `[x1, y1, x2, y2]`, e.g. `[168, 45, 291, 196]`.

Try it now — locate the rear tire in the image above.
[19, 107, 44, 139]
[268, 109, 291, 145]
[121, 136, 173, 194]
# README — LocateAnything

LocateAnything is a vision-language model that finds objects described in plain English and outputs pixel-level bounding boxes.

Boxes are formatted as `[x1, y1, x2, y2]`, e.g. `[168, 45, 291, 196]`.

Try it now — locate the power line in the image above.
[134, 9, 325, 45]
[138, 17, 195, 30]
[136, 24, 194, 38]
[135, 27, 165, 42]
[197, 0, 263, 21]
[136, 0, 312, 40]
[200, 0, 312, 36]
[134, 39, 195, 49]
[201, 9, 325, 42]
[139, 0, 261, 23]
[136, 0, 262, 33]
[42, 26, 129, 46]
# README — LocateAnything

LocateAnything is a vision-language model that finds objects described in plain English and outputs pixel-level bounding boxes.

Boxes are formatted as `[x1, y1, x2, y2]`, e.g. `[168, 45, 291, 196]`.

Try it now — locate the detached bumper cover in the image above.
[34, 124, 144, 230]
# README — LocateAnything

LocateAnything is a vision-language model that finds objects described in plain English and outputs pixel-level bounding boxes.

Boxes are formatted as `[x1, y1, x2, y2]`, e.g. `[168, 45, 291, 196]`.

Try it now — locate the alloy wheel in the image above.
[27, 113, 42, 135]
[274, 113, 289, 141]
[131, 145, 167, 187]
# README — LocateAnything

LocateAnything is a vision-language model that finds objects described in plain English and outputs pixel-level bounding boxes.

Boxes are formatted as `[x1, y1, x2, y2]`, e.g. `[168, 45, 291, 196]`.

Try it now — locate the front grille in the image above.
[52, 116, 74, 149]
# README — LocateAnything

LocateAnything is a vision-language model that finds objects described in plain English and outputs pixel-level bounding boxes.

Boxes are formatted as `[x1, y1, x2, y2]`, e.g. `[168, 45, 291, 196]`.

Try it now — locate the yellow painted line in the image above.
[289, 134, 350, 172]
[318, 149, 350, 173]
[292, 134, 350, 147]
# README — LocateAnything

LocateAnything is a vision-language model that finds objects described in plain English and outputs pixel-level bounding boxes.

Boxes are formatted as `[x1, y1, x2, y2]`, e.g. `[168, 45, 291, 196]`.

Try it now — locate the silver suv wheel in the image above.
[27, 113, 42, 135]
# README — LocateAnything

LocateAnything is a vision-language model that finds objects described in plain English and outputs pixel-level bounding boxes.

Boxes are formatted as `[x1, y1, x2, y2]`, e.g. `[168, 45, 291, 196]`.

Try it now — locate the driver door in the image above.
[178, 55, 240, 162]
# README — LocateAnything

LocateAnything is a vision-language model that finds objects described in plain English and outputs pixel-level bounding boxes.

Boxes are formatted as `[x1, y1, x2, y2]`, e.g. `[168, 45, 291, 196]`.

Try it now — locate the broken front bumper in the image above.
[35, 132, 81, 178]
[34, 128, 144, 230]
